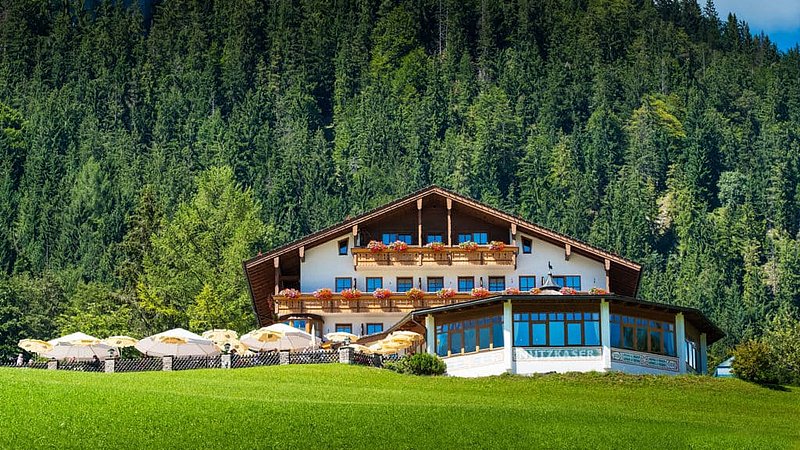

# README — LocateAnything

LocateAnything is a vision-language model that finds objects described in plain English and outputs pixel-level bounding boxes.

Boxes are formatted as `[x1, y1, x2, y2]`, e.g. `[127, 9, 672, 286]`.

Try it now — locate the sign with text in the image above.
[514, 347, 602, 361]
[611, 349, 678, 372]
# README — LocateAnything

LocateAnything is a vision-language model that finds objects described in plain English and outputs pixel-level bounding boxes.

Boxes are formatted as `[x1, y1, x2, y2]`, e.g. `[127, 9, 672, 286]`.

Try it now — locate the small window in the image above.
[366, 277, 383, 291]
[473, 232, 488, 244]
[291, 320, 306, 331]
[519, 276, 536, 291]
[521, 237, 532, 254]
[335, 277, 352, 292]
[554, 275, 581, 291]
[488, 277, 505, 292]
[366, 323, 383, 335]
[458, 277, 474, 292]
[426, 233, 443, 244]
[398, 234, 412, 244]
[457, 233, 472, 243]
[383, 233, 412, 244]
[335, 324, 352, 333]
[396, 277, 413, 293]
[427, 277, 444, 292]
[338, 239, 349, 255]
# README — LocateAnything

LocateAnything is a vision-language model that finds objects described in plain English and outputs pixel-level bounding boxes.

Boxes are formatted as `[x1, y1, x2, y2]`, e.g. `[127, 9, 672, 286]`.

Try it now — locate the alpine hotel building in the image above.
[244, 187, 723, 377]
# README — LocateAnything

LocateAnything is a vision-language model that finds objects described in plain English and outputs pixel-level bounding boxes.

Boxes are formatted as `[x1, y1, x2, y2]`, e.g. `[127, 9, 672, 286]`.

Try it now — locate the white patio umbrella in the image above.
[45, 332, 113, 361]
[241, 323, 314, 351]
[18, 339, 53, 355]
[135, 328, 220, 357]
[325, 331, 359, 343]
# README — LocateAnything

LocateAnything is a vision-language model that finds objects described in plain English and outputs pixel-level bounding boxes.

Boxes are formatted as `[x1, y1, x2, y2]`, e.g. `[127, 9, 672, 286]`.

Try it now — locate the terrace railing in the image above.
[352, 352, 382, 368]
[352, 245, 517, 269]
[278, 293, 476, 315]
[288, 350, 338, 364]
[0, 360, 48, 369]
[115, 357, 164, 373]
[230, 352, 281, 369]
[57, 360, 104, 372]
[173, 355, 222, 371]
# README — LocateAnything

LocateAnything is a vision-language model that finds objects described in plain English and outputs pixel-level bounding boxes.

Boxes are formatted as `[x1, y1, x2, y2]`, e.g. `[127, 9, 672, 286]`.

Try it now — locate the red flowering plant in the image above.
[312, 288, 333, 300]
[458, 241, 479, 252]
[373, 288, 392, 299]
[504, 287, 521, 295]
[340, 288, 362, 300]
[405, 288, 425, 301]
[471, 287, 491, 298]
[425, 242, 445, 252]
[367, 240, 387, 253]
[278, 288, 301, 299]
[589, 287, 609, 295]
[530, 287, 542, 295]
[388, 240, 409, 252]
[560, 287, 578, 295]
[436, 287, 456, 298]
[488, 240, 506, 251]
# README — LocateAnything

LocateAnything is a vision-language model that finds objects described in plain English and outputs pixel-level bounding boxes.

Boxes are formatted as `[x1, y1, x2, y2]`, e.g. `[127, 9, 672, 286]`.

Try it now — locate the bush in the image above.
[384, 353, 446, 376]
[732, 341, 779, 384]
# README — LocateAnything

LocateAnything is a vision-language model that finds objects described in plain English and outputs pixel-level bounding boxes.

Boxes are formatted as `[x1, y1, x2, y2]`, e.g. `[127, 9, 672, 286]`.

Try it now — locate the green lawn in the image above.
[1, 366, 798, 449]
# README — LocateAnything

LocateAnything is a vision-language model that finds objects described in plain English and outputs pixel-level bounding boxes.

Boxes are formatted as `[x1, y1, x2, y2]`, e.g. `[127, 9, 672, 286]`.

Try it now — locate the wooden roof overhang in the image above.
[407, 294, 725, 345]
[244, 186, 643, 325]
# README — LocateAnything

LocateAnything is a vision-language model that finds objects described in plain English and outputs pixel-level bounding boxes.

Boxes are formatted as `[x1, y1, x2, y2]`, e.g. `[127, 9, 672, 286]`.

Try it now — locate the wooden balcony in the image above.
[351, 246, 517, 270]
[277, 293, 478, 315]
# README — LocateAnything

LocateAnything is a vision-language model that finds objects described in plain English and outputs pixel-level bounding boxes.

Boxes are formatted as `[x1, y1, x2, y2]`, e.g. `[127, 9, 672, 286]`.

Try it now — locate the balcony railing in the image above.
[351, 245, 518, 269]
[277, 293, 478, 315]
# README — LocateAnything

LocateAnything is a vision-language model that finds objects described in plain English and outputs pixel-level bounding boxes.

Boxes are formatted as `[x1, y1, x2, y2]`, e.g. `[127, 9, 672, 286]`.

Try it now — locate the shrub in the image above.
[732, 340, 779, 384]
[384, 353, 446, 376]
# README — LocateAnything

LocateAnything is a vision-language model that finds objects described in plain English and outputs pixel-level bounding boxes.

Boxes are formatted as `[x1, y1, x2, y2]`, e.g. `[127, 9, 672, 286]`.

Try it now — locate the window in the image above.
[457, 277, 474, 292]
[334, 277, 352, 292]
[366, 277, 383, 291]
[457, 233, 472, 244]
[553, 275, 581, 291]
[519, 276, 536, 291]
[366, 323, 383, 335]
[427, 277, 444, 292]
[337, 239, 348, 256]
[686, 340, 697, 370]
[488, 277, 505, 292]
[522, 237, 532, 254]
[291, 320, 306, 331]
[513, 311, 600, 347]
[335, 324, 352, 333]
[426, 233, 443, 244]
[396, 277, 413, 293]
[610, 314, 676, 356]
[382, 233, 412, 245]
[435, 316, 504, 356]
[473, 232, 488, 244]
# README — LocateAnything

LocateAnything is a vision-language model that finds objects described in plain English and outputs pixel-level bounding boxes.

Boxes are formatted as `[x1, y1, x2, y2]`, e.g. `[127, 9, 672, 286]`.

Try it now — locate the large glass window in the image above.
[553, 275, 581, 290]
[366, 277, 382, 291]
[435, 315, 504, 356]
[457, 277, 474, 292]
[610, 314, 676, 356]
[335, 277, 352, 292]
[427, 277, 444, 292]
[457, 232, 487, 244]
[488, 277, 505, 292]
[514, 311, 600, 347]
[335, 324, 352, 333]
[426, 233, 443, 244]
[366, 323, 383, 335]
[382, 233, 412, 245]
[519, 276, 536, 291]
[396, 277, 413, 293]
[457, 233, 472, 244]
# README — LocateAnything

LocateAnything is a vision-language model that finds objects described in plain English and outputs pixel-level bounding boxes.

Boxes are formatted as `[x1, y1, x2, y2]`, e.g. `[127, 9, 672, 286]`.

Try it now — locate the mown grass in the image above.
[1, 365, 798, 449]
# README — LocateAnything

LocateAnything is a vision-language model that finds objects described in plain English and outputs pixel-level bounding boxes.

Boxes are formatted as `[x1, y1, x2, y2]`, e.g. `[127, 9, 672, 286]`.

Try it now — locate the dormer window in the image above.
[338, 239, 349, 255]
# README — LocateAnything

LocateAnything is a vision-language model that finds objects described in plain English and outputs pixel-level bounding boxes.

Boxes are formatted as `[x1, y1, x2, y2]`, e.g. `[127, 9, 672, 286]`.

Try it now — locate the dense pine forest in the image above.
[1, 0, 799, 366]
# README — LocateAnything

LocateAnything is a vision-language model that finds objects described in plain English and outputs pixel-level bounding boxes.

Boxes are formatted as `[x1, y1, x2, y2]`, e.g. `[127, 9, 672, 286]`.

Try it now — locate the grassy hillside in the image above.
[1, 366, 798, 449]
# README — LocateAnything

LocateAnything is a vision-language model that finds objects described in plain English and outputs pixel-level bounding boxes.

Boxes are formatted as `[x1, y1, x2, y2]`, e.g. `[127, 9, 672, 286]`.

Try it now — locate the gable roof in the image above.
[244, 185, 642, 325]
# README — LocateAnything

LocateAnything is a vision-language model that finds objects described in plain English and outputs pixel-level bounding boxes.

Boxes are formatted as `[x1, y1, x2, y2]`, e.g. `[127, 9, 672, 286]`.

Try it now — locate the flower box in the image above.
[458, 241, 479, 252]
[278, 288, 301, 299]
[560, 287, 578, 295]
[367, 240, 387, 253]
[504, 287, 521, 295]
[488, 241, 506, 251]
[425, 242, 445, 252]
[405, 288, 424, 301]
[313, 288, 333, 300]
[471, 287, 491, 298]
[373, 288, 392, 300]
[589, 287, 609, 295]
[436, 288, 456, 299]
[340, 288, 362, 300]
[388, 240, 409, 252]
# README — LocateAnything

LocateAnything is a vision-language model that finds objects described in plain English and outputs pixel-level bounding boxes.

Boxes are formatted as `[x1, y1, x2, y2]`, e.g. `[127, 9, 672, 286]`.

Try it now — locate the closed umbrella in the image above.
[241, 323, 314, 351]
[18, 339, 53, 355]
[135, 328, 220, 357]
[45, 332, 113, 361]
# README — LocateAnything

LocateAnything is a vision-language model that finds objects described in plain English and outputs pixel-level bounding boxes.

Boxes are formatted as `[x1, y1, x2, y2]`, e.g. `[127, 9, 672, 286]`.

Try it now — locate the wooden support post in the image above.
[565, 243, 571, 261]
[273, 257, 280, 294]
[604, 258, 611, 291]
[417, 198, 423, 246]
[510, 223, 517, 245]
[299, 246, 305, 262]
[446, 198, 452, 247]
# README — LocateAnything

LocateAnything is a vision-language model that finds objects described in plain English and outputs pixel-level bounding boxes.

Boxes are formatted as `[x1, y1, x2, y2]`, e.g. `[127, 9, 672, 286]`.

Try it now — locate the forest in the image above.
[0, 0, 799, 365]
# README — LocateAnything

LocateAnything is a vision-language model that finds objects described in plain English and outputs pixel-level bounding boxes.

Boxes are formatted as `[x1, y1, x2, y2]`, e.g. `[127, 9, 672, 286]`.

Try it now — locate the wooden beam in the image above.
[605, 258, 611, 291]
[447, 198, 452, 246]
[273, 257, 280, 268]
[565, 243, 571, 261]
[511, 223, 517, 235]
[299, 246, 305, 262]
[352, 225, 358, 237]
[273, 257, 280, 294]
[417, 198, 423, 246]
[605, 258, 611, 271]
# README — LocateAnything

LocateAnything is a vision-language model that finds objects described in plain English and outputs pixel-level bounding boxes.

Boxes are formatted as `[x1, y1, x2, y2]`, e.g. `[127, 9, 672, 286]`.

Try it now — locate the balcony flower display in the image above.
[488, 241, 506, 251]
[560, 287, 578, 295]
[504, 287, 521, 295]
[367, 240, 387, 253]
[436, 287, 456, 298]
[340, 288, 362, 300]
[312, 288, 333, 300]
[405, 288, 425, 300]
[530, 287, 542, 295]
[425, 241, 445, 252]
[388, 240, 409, 252]
[373, 288, 392, 299]
[589, 287, 609, 295]
[471, 287, 491, 298]
[458, 241, 479, 252]
[278, 288, 301, 299]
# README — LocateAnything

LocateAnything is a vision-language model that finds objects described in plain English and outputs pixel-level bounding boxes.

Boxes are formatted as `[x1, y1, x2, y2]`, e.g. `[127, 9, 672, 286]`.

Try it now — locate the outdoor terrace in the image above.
[277, 292, 477, 315]
[351, 245, 518, 269]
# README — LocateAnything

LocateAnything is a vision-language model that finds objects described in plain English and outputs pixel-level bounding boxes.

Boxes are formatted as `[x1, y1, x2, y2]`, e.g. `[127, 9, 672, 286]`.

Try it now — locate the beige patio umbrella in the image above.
[241, 324, 314, 351]
[134, 328, 220, 357]
[347, 344, 374, 354]
[387, 331, 423, 342]
[102, 336, 139, 348]
[202, 329, 239, 342]
[18, 339, 53, 355]
[325, 332, 359, 343]
[45, 332, 113, 360]
[369, 340, 410, 355]
[214, 339, 249, 355]
[239, 327, 285, 351]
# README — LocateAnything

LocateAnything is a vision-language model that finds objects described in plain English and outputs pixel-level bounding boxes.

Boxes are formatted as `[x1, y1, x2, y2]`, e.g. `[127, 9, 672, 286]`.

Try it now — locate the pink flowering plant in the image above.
[340, 288, 362, 300]
[388, 240, 409, 252]
[278, 288, 301, 299]
[436, 287, 456, 298]
[589, 287, 609, 295]
[405, 288, 425, 300]
[313, 288, 333, 300]
[488, 241, 506, 251]
[425, 242, 445, 252]
[504, 287, 521, 295]
[458, 241, 479, 252]
[471, 287, 491, 298]
[373, 288, 392, 299]
[560, 287, 578, 295]
[367, 240, 387, 253]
